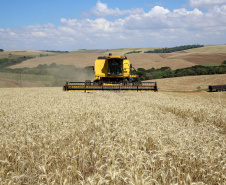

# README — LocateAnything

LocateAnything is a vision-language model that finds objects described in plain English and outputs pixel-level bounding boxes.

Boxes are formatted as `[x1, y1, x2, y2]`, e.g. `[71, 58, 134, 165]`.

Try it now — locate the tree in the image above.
[137, 68, 146, 72]
[50, 63, 57, 67]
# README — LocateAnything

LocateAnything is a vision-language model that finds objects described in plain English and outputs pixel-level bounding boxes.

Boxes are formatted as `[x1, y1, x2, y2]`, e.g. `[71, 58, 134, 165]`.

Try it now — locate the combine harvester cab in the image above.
[63, 53, 158, 92]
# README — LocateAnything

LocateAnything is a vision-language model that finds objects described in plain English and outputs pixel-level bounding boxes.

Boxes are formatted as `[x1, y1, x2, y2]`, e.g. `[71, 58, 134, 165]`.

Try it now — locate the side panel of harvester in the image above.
[122, 59, 130, 78]
[94, 58, 107, 81]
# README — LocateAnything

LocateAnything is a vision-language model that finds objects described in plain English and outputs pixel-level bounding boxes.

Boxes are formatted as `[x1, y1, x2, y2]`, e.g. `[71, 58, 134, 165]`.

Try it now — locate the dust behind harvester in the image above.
[63, 53, 157, 92]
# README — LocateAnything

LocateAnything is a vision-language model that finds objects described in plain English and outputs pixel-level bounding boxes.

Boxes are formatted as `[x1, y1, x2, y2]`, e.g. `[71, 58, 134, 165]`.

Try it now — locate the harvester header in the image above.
[63, 53, 157, 92]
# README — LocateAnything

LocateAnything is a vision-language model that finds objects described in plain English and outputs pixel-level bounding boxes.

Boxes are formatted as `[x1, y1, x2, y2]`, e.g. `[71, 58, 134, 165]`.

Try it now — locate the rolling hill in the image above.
[7, 45, 226, 70]
[149, 74, 226, 91]
[0, 45, 225, 90]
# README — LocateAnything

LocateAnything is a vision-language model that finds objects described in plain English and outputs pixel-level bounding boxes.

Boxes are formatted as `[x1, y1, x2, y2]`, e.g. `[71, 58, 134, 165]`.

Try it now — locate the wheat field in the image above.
[0, 88, 225, 184]
[151, 74, 226, 91]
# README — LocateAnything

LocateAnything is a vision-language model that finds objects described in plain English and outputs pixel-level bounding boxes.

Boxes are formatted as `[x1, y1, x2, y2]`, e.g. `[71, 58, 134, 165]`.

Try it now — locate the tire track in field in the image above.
[154, 101, 225, 131]
[0, 79, 20, 87]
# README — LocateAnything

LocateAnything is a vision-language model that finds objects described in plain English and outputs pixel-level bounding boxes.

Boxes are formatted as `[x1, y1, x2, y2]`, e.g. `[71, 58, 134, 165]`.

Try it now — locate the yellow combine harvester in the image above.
[63, 53, 157, 92]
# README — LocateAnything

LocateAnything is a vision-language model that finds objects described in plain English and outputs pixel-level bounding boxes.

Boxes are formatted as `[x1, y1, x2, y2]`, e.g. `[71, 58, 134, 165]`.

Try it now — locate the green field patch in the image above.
[21, 74, 54, 82]
[0, 81, 6, 87]
[197, 62, 220, 66]
[8, 55, 25, 58]
[0, 63, 94, 87]
[0, 72, 54, 83]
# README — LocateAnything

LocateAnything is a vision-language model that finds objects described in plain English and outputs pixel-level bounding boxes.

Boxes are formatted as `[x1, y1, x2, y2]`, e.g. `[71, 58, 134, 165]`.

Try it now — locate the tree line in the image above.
[39, 50, 69, 53]
[144, 44, 204, 53]
[132, 64, 226, 80]
[126, 50, 142, 54]
[3, 62, 224, 82]
[0, 56, 35, 68]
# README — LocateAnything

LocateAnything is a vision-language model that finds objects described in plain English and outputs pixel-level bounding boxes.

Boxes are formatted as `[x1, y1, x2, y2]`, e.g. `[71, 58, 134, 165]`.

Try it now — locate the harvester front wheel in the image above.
[123, 78, 129, 86]
[85, 80, 91, 86]
[93, 80, 101, 86]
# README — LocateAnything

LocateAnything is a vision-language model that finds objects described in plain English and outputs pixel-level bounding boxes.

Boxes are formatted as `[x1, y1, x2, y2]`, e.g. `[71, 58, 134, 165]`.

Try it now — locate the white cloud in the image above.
[189, 0, 226, 8]
[1, 2, 226, 50]
[172, 8, 203, 16]
[60, 18, 78, 27]
[59, 37, 75, 42]
[90, 0, 144, 16]
[123, 6, 207, 31]
[145, 6, 170, 16]
[32, 31, 48, 37]
[59, 27, 77, 35]
[56, 5, 226, 48]
[210, 4, 226, 15]
[9, 32, 16, 36]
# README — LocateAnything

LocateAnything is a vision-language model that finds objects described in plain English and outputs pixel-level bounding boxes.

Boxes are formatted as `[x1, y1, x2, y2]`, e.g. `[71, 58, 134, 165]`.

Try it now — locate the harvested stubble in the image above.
[0, 88, 225, 184]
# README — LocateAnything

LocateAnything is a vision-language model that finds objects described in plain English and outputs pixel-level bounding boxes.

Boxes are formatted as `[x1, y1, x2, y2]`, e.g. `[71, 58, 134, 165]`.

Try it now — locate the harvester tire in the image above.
[123, 79, 128, 86]
[93, 80, 101, 86]
[85, 80, 91, 86]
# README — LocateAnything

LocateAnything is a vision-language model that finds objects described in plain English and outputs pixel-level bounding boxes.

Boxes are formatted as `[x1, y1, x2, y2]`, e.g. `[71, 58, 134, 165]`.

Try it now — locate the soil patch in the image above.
[175, 53, 226, 64]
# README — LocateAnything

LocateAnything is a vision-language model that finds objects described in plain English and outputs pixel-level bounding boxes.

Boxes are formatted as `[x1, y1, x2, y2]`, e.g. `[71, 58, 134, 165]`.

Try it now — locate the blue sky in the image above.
[0, 0, 226, 50]
[1, 0, 185, 27]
